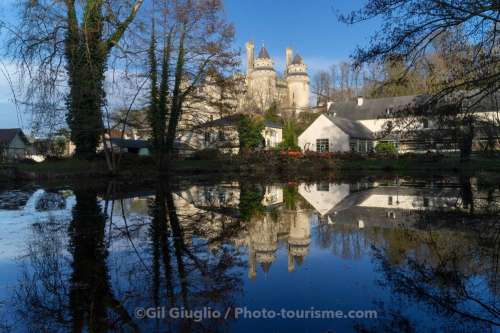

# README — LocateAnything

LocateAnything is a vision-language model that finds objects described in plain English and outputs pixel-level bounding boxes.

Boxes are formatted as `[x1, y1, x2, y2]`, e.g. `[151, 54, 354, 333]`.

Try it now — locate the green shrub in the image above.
[191, 148, 222, 160]
[237, 115, 265, 151]
[375, 142, 398, 155]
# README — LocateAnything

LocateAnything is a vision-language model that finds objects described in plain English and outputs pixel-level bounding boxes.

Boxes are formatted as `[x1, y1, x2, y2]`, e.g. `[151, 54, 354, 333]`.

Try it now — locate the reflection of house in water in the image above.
[299, 183, 469, 228]
[110, 195, 152, 217]
[261, 185, 283, 207]
[298, 182, 372, 216]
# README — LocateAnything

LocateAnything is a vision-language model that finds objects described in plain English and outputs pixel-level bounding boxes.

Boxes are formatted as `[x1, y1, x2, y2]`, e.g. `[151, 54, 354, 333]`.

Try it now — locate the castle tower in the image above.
[248, 45, 277, 110]
[286, 47, 293, 69]
[286, 53, 310, 113]
[287, 209, 311, 270]
[245, 41, 254, 76]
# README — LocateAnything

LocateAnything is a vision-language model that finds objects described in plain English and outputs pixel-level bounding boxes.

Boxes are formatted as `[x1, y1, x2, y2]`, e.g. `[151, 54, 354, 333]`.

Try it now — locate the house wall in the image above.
[298, 183, 351, 216]
[262, 127, 283, 148]
[358, 111, 499, 133]
[298, 114, 350, 152]
[4, 134, 29, 159]
[358, 118, 394, 133]
[180, 126, 240, 155]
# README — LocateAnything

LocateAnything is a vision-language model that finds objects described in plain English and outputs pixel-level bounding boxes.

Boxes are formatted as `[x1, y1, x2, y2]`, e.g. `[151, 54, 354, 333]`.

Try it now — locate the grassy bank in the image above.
[2, 153, 500, 182]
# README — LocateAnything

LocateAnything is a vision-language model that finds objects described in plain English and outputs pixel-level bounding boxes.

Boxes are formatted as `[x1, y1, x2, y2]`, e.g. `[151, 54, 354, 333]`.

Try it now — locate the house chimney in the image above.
[357, 96, 364, 106]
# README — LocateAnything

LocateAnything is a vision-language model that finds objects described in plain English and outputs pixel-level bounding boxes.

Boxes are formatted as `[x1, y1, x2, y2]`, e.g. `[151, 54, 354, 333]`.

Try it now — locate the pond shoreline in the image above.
[2, 154, 500, 185]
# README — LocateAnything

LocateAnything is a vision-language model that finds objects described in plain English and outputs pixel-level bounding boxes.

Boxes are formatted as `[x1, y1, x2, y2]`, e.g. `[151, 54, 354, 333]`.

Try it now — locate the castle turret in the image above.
[248, 44, 277, 110]
[286, 47, 293, 69]
[286, 53, 309, 112]
[245, 41, 254, 76]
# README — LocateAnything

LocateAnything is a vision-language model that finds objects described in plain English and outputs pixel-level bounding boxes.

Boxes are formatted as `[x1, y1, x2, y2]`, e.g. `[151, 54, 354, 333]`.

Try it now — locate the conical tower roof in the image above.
[258, 46, 271, 59]
[291, 54, 303, 65]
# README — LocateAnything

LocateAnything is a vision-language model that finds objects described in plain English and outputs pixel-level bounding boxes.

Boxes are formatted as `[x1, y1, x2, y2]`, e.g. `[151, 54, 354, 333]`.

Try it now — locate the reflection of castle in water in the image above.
[174, 183, 313, 279]
[235, 204, 312, 279]
[99, 178, 497, 279]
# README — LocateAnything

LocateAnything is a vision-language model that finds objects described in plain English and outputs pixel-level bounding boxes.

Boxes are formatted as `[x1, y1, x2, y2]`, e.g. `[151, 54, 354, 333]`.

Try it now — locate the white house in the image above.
[0, 128, 32, 160]
[180, 114, 283, 154]
[298, 113, 374, 153]
[314, 94, 500, 153]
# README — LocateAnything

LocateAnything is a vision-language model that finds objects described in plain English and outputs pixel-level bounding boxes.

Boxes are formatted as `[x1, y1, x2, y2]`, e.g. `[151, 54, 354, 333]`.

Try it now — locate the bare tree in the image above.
[339, 0, 500, 160]
[312, 70, 332, 106]
[146, 0, 238, 167]
[7, 0, 145, 158]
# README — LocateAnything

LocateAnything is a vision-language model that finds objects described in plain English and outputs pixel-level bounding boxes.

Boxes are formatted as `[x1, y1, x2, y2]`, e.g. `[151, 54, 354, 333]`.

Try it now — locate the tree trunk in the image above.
[460, 119, 474, 162]
[164, 26, 187, 166]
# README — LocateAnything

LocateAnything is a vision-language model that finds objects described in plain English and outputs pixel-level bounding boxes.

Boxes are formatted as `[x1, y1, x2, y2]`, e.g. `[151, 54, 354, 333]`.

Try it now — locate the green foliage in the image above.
[375, 142, 398, 155]
[239, 183, 264, 221]
[191, 149, 222, 161]
[283, 185, 299, 210]
[264, 102, 281, 124]
[281, 119, 299, 150]
[237, 115, 264, 150]
[52, 136, 68, 158]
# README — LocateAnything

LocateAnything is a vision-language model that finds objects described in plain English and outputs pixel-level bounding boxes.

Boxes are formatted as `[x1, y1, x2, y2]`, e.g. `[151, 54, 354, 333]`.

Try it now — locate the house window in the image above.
[316, 182, 330, 192]
[350, 140, 357, 152]
[388, 196, 393, 206]
[422, 119, 429, 129]
[316, 139, 329, 152]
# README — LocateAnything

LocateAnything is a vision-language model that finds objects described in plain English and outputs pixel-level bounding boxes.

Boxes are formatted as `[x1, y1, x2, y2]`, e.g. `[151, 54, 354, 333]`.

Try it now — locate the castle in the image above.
[245, 41, 310, 113]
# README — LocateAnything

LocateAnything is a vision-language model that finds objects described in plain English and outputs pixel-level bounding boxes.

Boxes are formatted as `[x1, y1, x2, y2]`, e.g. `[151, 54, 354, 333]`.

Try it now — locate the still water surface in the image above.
[0, 175, 499, 332]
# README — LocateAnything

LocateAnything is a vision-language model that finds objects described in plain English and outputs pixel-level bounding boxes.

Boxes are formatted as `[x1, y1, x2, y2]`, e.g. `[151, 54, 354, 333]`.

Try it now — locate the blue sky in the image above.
[225, 0, 378, 73]
[0, 0, 379, 130]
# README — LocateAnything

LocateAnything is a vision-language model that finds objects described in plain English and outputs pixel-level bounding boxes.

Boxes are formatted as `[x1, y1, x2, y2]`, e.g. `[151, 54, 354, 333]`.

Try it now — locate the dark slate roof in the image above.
[323, 114, 374, 139]
[197, 115, 282, 129]
[291, 54, 303, 65]
[328, 95, 429, 121]
[463, 91, 500, 111]
[197, 114, 244, 128]
[0, 128, 30, 145]
[257, 46, 270, 59]
[110, 138, 150, 149]
[264, 120, 282, 129]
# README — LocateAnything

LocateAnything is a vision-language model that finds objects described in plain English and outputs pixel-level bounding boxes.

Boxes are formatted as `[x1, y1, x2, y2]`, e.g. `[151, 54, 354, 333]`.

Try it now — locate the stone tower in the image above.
[247, 44, 277, 110]
[286, 52, 310, 112]
[245, 41, 254, 76]
[245, 41, 309, 112]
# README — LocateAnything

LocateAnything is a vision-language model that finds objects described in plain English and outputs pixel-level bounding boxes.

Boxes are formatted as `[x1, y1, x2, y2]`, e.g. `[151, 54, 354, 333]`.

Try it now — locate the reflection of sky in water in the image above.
[0, 179, 498, 332]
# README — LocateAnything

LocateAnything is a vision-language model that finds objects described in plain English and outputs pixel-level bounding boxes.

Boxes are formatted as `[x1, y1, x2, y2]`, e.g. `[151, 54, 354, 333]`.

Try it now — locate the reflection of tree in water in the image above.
[358, 214, 500, 331]
[238, 183, 264, 221]
[14, 182, 245, 332]
[140, 182, 245, 332]
[69, 189, 138, 332]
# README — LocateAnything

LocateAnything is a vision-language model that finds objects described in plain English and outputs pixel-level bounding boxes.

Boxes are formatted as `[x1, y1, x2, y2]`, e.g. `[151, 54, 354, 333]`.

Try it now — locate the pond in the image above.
[0, 175, 499, 332]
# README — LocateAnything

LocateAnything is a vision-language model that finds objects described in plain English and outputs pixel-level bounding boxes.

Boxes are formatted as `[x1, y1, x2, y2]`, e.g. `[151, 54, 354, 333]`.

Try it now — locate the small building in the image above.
[109, 138, 151, 156]
[0, 128, 32, 160]
[108, 138, 195, 157]
[181, 114, 283, 154]
[298, 114, 374, 153]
